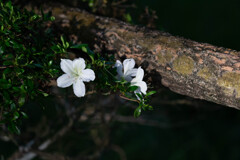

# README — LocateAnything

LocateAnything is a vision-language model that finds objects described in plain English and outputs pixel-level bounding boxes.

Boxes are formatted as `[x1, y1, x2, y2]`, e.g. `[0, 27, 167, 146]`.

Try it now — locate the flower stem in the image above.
[119, 94, 139, 103]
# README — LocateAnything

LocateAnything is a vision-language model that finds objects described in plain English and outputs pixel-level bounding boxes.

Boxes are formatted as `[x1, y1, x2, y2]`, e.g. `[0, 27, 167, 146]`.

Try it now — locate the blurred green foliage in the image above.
[0, 0, 68, 134]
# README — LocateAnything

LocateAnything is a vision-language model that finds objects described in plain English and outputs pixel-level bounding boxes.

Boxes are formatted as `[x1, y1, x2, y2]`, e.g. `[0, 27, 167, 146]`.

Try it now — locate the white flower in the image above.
[57, 58, 95, 97]
[114, 58, 138, 82]
[131, 67, 147, 99]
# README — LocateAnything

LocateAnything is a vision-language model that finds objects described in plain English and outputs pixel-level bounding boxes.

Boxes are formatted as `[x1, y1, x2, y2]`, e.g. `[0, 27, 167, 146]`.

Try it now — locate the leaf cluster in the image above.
[0, 1, 67, 133]
[0, 1, 156, 134]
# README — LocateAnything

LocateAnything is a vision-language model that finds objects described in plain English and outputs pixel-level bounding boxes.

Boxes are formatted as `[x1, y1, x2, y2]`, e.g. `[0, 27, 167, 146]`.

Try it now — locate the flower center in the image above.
[73, 67, 82, 77]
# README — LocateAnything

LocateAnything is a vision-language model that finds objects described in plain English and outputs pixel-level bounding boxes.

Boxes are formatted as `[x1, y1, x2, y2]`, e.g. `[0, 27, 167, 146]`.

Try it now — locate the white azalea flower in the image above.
[114, 58, 138, 82]
[57, 58, 95, 97]
[131, 67, 147, 99]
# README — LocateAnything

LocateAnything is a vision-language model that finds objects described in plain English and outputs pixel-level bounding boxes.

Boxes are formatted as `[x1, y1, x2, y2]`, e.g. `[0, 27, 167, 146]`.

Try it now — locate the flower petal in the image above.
[82, 69, 95, 82]
[73, 58, 86, 70]
[135, 81, 147, 94]
[73, 79, 86, 97]
[124, 75, 132, 82]
[114, 60, 123, 78]
[125, 68, 138, 77]
[60, 59, 73, 74]
[57, 74, 74, 88]
[123, 59, 135, 75]
[131, 67, 144, 83]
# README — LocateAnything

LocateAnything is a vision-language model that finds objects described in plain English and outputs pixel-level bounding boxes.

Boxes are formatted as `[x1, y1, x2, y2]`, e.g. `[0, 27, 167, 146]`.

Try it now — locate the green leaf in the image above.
[50, 16, 55, 21]
[34, 63, 43, 68]
[21, 112, 28, 119]
[18, 97, 25, 106]
[124, 13, 132, 23]
[8, 123, 20, 135]
[3, 54, 14, 60]
[13, 111, 19, 120]
[12, 87, 21, 92]
[88, 52, 95, 62]
[3, 68, 12, 74]
[134, 106, 141, 118]
[146, 91, 156, 97]
[148, 105, 153, 110]
[127, 85, 138, 92]
[0, 47, 4, 54]
[31, 14, 38, 20]
[10, 103, 16, 110]
[60, 35, 65, 46]
[0, 79, 11, 89]
[42, 92, 48, 97]
[3, 60, 13, 65]
[5, 1, 12, 9]
[82, 46, 88, 53]
[135, 93, 143, 100]
[48, 60, 53, 66]
[66, 42, 69, 48]
[70, 44, 88, 49]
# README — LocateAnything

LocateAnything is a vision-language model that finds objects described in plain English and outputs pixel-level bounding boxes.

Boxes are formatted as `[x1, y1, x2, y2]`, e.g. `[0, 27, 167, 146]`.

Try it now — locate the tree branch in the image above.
[25, 3, 240, 109]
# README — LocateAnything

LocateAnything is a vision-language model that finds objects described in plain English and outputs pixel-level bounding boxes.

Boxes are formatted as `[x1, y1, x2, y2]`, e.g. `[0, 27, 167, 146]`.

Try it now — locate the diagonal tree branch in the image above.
[26, 3, 240, 109]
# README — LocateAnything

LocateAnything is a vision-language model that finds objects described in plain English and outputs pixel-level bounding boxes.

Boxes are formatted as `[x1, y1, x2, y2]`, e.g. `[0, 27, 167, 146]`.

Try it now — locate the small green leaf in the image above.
[48, 60, 53, 66]
[42, 92, 48, 97]
[8, 123, 20, 135]
[18, 97, 25, 106]
[0, 79, 11, 89]
[12, 87, 21, 92]
[134, 106, 141, 118]
[50, 16, 55, 21]
[13, 111, 19, 120]
[146, 91, 156, 97]
[3, 54, 14, 60]
[82, 46, 87, 53]
[10, 103, 16, 110]
[31, 14, 38, 20]
[70, 44, 88, 49]
[124, 13, 132, 23]
[148, 105, 153, 110]
[66, 42, 69, 48]
[1, 25, 4, 31]
[127, 85, 138, 92]
[60, 36, 65, 45]
[3, 68, 12, 74]
[6, 1, 12, 8]
[136, 93, 143, 100]
[34, 63, 43, 68]
[3, 60, 13, 65]
[89, 53, 95, 62]
[0, 47, 4, 54]
[21, 112, 28, 119]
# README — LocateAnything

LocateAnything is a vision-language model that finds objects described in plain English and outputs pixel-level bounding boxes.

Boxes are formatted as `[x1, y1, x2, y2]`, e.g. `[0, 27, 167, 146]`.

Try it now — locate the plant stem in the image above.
[0, 66, 14, 69]
[119, 94, 139, 103]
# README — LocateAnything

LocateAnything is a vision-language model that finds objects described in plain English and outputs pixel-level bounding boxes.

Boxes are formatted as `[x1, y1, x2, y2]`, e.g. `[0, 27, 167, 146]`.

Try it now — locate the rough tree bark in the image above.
[27, 3, 240, 109]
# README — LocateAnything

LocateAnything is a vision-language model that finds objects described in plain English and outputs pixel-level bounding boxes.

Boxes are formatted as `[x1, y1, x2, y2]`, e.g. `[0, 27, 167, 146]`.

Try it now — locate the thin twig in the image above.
[103, 63, 115, 78]
[0, 66, 14, 69]
[119, 94, 139, 103]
